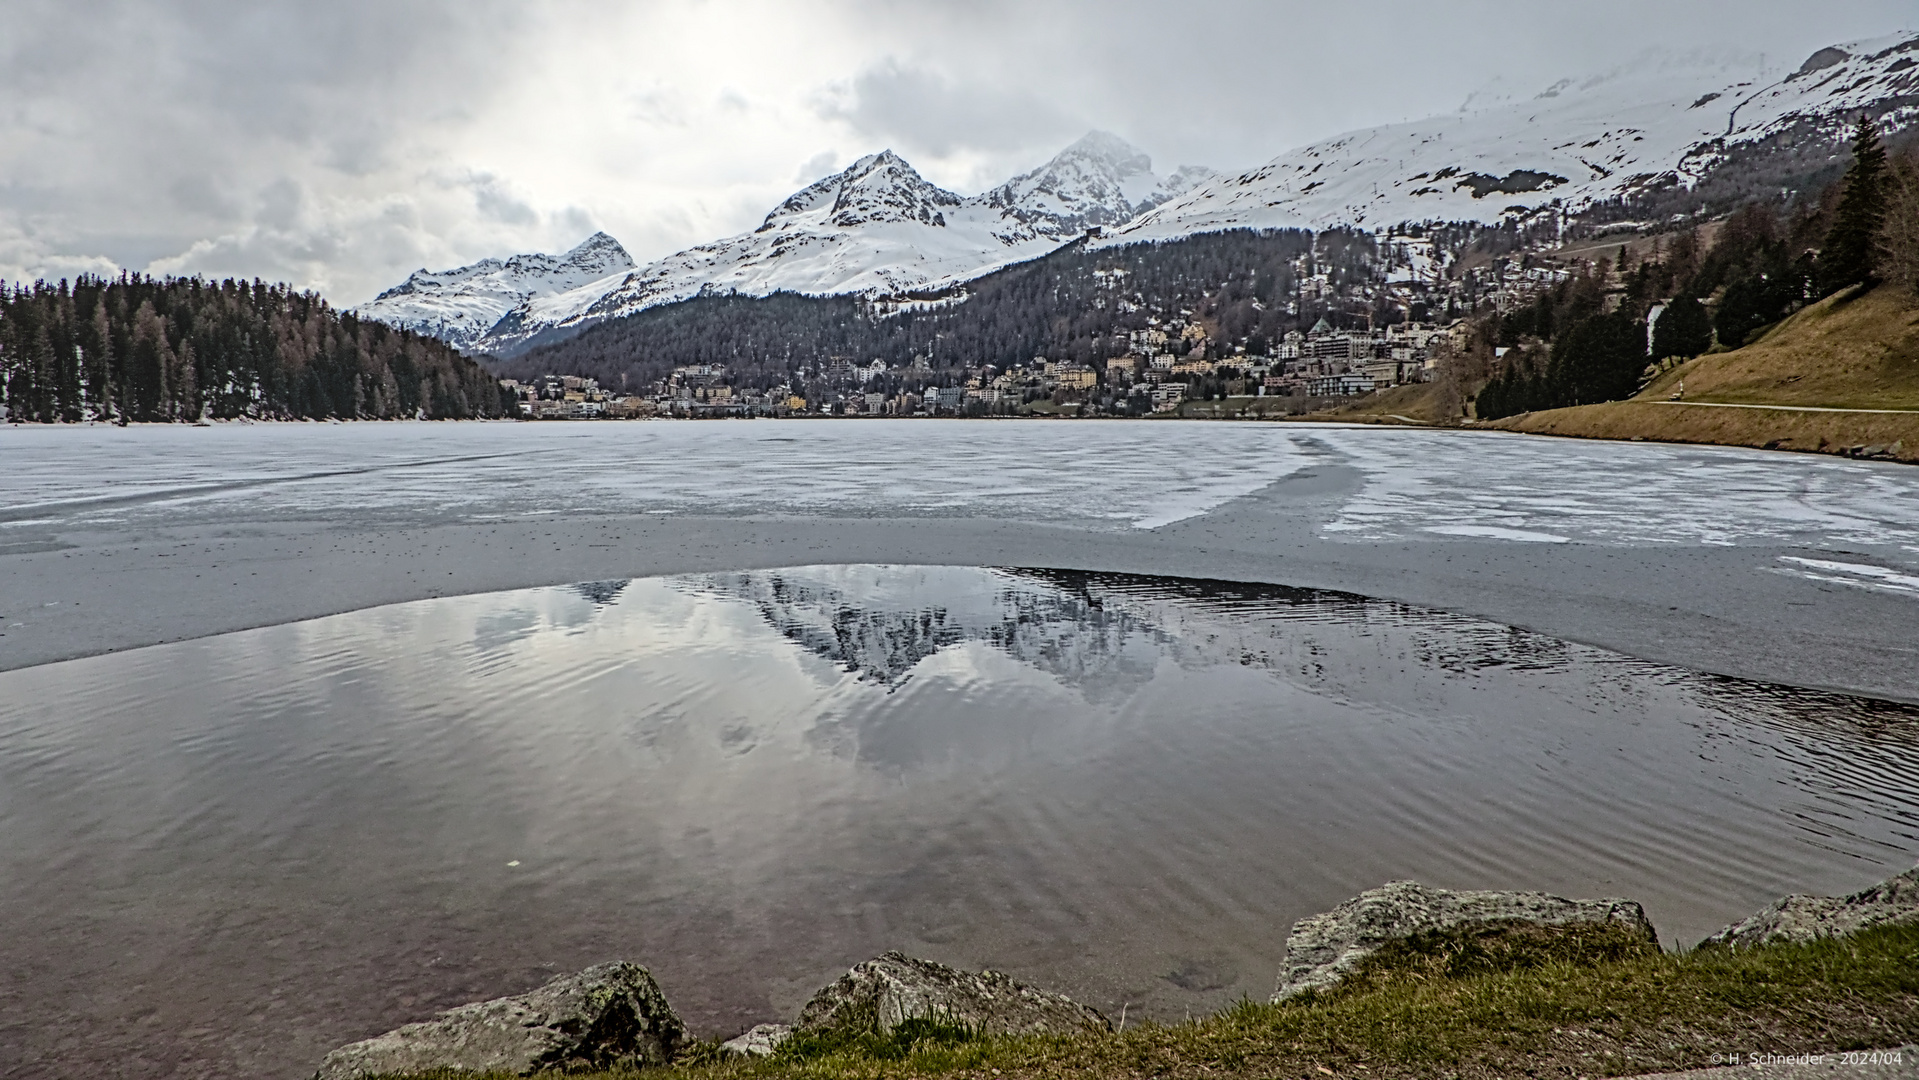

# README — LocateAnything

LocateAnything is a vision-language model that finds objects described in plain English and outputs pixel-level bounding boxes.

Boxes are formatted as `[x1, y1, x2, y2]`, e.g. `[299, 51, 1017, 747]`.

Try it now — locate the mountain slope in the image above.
[481, 150, 1038, 355]
[1105, 33, 1919, 243]
[354, 232, 634, 352]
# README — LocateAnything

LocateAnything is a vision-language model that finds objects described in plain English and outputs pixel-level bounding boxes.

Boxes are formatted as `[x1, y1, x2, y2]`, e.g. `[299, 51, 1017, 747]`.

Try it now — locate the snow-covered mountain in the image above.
[978, 130, 1213, 239]
[354, 232, 634, 352]
[479, 150, 1044, 355]
[364, 133, 1208, 355]
[1104, 33, 1919, 243]
[363, 32, 1916, 356]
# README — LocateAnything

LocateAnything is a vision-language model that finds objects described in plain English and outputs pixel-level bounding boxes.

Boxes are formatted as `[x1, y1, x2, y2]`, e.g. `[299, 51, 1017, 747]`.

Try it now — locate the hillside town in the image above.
[499, 312, 1460, 419]
[485, 215, 1607, 421]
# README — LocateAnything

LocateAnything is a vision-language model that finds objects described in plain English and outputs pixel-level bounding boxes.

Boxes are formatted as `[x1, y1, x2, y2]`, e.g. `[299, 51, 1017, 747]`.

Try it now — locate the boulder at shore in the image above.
[313, 961, 684, 1079]
[1701, 864, 1919, 949]
[720, 1023, 793, 1058]
[795, 951, 1110, 1039]
[1273, 880, 1657, 1001]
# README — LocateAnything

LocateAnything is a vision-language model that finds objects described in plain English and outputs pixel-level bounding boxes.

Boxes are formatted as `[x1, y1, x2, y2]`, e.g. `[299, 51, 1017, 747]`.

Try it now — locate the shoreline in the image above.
[15, 408, 1919, 480]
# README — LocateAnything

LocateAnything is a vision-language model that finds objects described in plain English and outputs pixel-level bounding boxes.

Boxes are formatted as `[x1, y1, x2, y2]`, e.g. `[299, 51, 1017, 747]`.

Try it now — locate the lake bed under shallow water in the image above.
[3, 564, 1917, 1078]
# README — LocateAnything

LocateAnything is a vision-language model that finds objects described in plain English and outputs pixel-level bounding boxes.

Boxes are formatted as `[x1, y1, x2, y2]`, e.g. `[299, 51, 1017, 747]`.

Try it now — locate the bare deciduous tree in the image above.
[1878, 153, 1919, 295]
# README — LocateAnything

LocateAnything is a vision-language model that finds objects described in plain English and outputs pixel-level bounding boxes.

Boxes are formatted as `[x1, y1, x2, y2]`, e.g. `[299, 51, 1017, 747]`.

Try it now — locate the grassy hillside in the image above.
[1489, 284, 1919, 462]
[1318, 382, 1460, 425]
[1640, 283, 1919, 409]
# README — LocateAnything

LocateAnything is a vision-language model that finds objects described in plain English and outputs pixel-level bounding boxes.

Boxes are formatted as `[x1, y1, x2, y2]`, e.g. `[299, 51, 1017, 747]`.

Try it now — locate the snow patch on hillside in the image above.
[1102, 33, 1919, 243]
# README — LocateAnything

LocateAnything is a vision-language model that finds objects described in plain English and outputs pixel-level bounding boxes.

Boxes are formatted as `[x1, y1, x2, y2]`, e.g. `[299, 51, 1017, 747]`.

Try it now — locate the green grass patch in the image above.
[375, 924, 1919, 1080]
[777, 1016, 982, 1063]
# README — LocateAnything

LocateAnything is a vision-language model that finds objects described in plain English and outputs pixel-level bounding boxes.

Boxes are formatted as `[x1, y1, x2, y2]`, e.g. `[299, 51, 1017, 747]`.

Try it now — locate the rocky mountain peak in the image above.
[559, 231, 635, 274]
[1054, 130, 1156, 174]
[761, 150, 963, 232]
[980, 130, 1213, 240]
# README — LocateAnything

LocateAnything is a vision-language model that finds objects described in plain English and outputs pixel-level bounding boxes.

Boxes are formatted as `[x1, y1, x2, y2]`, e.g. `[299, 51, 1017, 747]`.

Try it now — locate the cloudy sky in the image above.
[2, 0, 1911, 304]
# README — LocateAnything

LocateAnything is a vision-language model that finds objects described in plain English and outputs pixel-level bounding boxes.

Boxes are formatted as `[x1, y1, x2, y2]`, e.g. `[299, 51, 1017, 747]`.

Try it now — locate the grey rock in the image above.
[1701, 864, 1919, 950]
[795, 951, 1109, 1039]
[720, 1023, 792, 1058]
[314, 961, 684, 1079]
[1272, 879, 1657, 1001]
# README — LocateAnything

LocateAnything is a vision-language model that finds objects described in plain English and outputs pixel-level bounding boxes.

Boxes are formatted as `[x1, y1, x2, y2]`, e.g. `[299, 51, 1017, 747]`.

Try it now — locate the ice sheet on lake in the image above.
[3, 422, 1918, 560]
[0, 420, 1310, 531]
[1774, 556, 1919, 596]
[1308, 427, 1919, 551]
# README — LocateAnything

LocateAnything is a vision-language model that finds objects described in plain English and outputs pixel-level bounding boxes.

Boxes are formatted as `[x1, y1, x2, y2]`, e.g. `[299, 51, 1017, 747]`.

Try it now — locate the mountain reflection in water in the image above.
[1, 565, 1915, 1080]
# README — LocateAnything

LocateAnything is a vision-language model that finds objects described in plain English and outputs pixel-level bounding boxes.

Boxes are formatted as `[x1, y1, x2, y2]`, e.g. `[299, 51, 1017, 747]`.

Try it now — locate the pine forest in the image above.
[0, 274, 511, 423]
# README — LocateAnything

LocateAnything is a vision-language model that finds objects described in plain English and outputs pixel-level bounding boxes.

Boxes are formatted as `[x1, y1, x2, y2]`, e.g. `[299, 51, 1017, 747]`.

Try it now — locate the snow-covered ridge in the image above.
[354, 232, 634, 352]
[1103, 33, 1919, 243]
[363, 33, 1915, 355]
[362, 133, 1210, 356]
[979, 130, 1213, 241]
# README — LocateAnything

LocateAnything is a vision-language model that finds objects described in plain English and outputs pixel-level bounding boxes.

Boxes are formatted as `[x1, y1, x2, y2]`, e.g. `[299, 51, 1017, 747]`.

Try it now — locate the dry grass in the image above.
[1489, 400, 1919, 461]
[1318, 382, 1457, 425]
[1639, 285, 1919, 410]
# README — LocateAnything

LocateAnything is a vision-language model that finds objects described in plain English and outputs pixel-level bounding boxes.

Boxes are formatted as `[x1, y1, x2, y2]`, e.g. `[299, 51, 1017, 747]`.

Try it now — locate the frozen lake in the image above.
[4, 421, 1919, 573]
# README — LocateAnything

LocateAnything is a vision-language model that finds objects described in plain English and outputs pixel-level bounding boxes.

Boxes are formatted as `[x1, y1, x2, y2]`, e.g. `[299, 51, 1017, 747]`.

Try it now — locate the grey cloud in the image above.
[469, 175, 541, 227]
[627, 86, 693, 128]
[554, 206, 598, 240]
[0, 0, 528, 296]
[817, 59, 1083, 161]
[256, 180, 306, 232]
[796, 150, 841, 184]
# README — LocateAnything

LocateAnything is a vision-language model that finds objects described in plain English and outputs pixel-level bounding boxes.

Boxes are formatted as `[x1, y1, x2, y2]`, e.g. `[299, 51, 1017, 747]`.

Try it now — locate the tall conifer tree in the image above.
[1651, 295, 1712, 359]
[1817, 116, 1889, 296]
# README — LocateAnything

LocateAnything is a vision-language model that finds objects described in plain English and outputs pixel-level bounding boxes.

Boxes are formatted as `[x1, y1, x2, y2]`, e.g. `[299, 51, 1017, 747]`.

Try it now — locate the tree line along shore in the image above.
[0, 274, 513, 423]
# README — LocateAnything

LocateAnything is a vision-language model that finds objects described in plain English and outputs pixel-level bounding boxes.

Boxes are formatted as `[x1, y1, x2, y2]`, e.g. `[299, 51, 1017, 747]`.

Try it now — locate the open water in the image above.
[2, 564, 1915, 1078]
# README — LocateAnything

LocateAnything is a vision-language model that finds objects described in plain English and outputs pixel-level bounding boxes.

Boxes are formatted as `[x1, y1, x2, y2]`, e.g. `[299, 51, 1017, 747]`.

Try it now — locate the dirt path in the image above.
[1656, 401, 1919, 415]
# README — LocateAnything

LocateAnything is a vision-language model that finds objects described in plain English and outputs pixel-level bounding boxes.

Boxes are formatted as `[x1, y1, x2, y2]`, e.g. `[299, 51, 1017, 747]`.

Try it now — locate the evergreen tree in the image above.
[1544, 311, 1647, 406]
[1650, 295, 1712, 359]
[1475, 370, 1509, 420]
[1816, 116, 1889, 296]
[1714, 258, 1809, 348]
